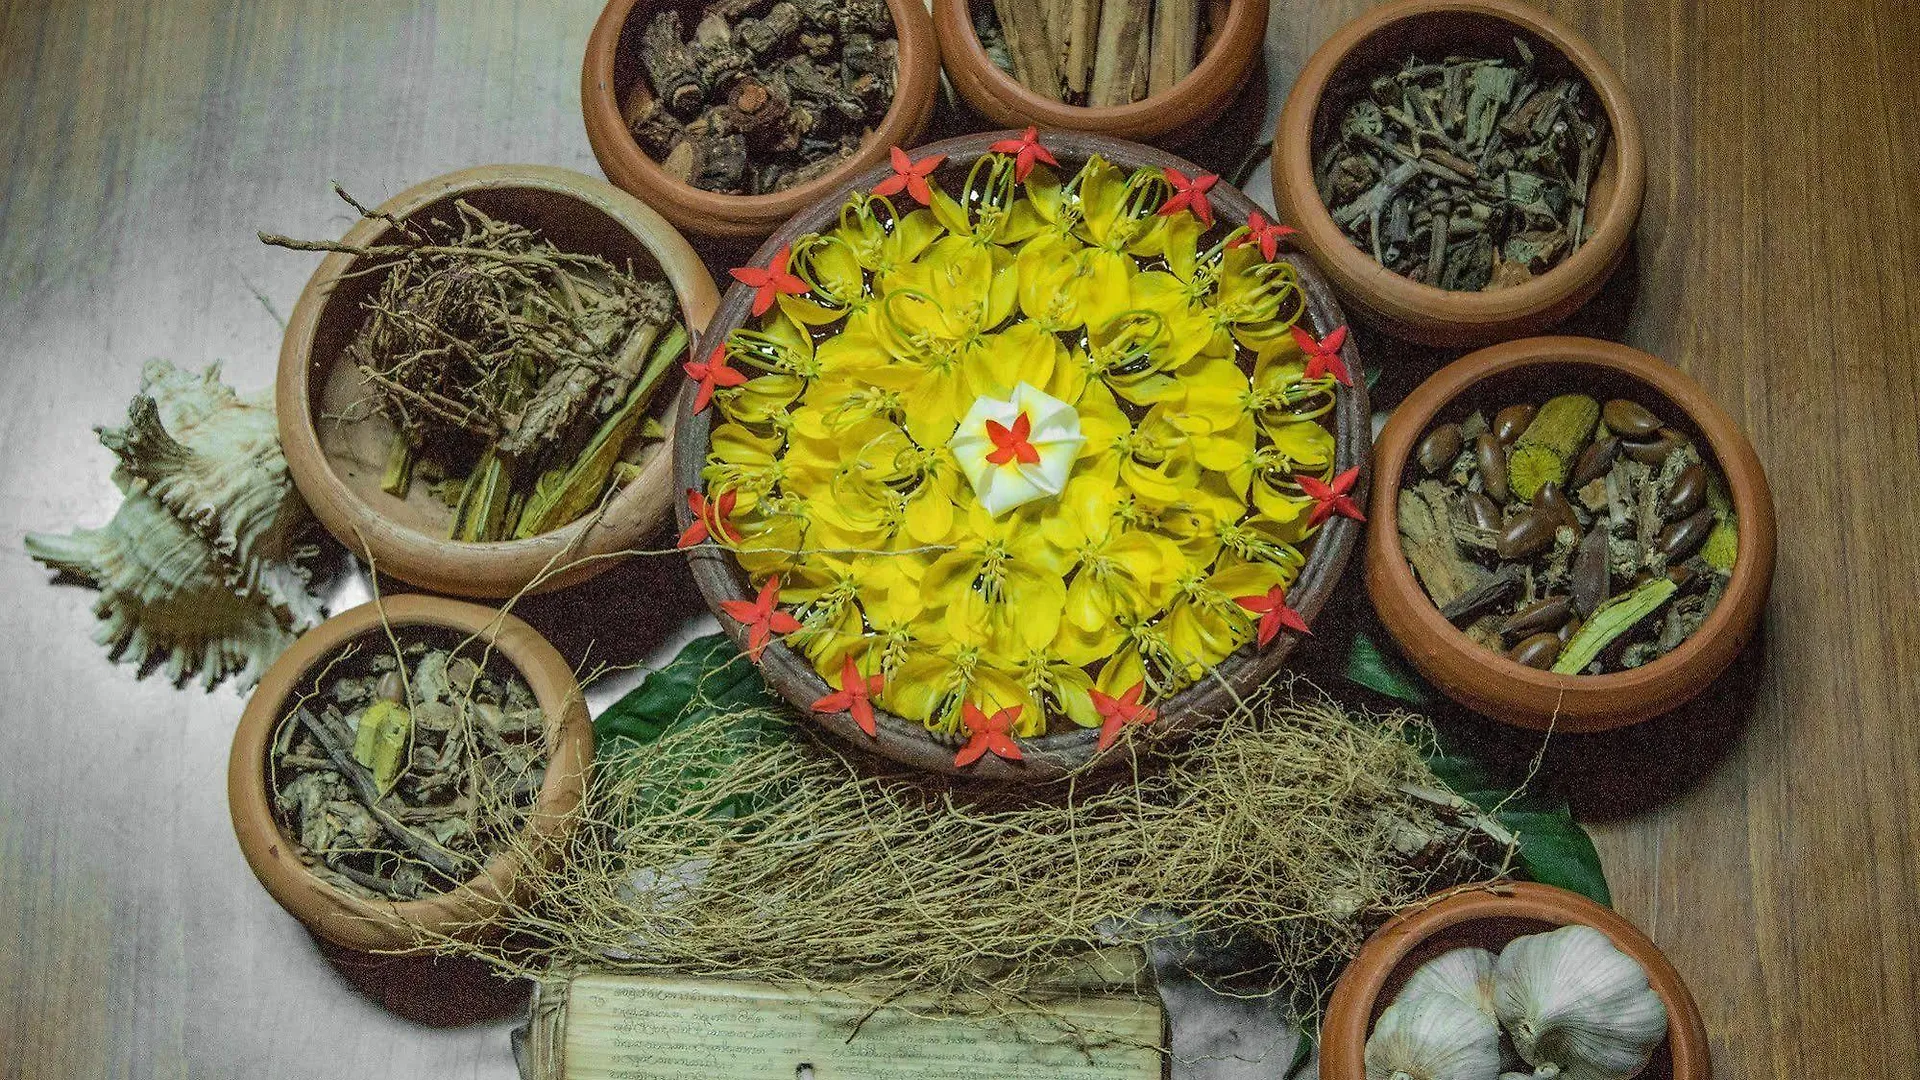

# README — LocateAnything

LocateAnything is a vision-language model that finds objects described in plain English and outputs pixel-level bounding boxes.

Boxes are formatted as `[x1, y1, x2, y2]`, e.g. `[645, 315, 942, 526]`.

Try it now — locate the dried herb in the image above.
[1314, 38, 1610, 291]
[625, 0, 897, 195]
[976, 0, 1210, 107]
[1397, 393, 1738, 675]
[262, 189, 687, 541]
[268, 632, 549, 901]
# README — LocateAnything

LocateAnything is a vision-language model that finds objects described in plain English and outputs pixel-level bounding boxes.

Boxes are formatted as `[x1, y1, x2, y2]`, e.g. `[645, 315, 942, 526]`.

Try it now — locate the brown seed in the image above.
[1418, 423, 1464, 475]
[1494, 403, 1538, 445]
[1662, 463, 1708, 519]
[375, 672, 405, 703]
[1603, 398, 1662, 437]
[1558, 617, 1581, 642]
[1533, 481, 1580, 532]
[1623, 431, 1682, 465]
[1497, 510, 1556, 559]
[1510, 632, 1564, 669]
[1463, 491, 1502, 532]
[1501, 595, 1573, 638]
[1475, 434, 1510, 502]
[1657, 508, 1716, 561]
[1570, 435, 1621, 488]
[1572, 523, 1612, 617]
[1667, 563, 1695, 587]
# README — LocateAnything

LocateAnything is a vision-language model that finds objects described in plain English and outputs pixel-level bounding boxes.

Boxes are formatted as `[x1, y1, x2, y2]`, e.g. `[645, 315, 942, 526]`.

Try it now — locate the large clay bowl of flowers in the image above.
[582, 0, 941, 240]
[674, 130, 1369, 779]
[1365, 337, 1775, 731]
[1321, 882, 1711, 1080]
[228, 594, 593, 953]
[276, 165, 720, 599]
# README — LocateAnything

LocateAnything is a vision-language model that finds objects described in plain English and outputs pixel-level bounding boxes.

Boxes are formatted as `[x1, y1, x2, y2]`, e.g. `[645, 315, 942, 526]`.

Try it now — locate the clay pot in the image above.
[1322, 881, 1711, 1080]
[1366, 336, 1776, 731]
[1271, 0, 1644, 347]
[581, 0, 941, 240]
[228, 595, 592, 953]
[276, 164, 719, 599]
[933, 0, 1268, 146]
[675, 130, 1370, 780]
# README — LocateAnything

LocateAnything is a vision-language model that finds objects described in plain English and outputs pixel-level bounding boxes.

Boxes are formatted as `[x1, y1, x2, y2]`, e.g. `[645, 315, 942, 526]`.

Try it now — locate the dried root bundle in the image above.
[440, 672, 1506, 1018]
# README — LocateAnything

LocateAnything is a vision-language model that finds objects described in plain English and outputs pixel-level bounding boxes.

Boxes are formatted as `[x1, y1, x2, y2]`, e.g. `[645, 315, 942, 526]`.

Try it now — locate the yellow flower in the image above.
[1042, 476, 1185, 665]
[1160, 560, 1293, 683]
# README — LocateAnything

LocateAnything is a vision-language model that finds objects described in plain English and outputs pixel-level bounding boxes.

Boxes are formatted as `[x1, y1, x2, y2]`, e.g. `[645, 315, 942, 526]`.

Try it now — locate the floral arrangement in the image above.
[683, 130, 1359, 765]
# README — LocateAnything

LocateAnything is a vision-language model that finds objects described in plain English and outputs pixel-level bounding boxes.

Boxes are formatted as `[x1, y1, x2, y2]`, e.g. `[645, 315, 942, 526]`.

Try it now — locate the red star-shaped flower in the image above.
[1296, 466, 1366, 528]
[1091, 681, 1157, 752]
[720, 576, 802, 660]
[1227, 210, 1298, 261]
[677, 487, 742, 548]
[954, 702, 1023, 767]
[984, 412, 1039, 466]
[728, 244, 807, 318]
[682, 345, 748, 414]
[1157, 167, 1219, 228]
[871, 146, 945, 206]
[986, 126, 1059, 182]
[1235, 586, 1312, 648]
[812, 654, 885, 737]
[1291, 324, 1352, 386]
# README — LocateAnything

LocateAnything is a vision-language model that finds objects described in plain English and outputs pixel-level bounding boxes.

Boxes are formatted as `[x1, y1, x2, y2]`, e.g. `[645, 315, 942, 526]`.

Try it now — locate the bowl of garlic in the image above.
[1322, 881, 1710, 1080]
[674, 129, 1369, 779]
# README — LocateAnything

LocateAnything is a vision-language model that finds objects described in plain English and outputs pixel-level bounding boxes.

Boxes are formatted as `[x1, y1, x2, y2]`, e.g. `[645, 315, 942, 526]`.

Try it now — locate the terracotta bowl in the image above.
[1365, 336, 1775, 731]
[228, 595, 592, 953]
[581, 0, 941, 240]
[1271, 0, 1645, 347]
[276, 164, 719, 599]
[1322, 881, 1711, 1079]
[933, 0, 1268, 146]
[676, 130, 1370, 779]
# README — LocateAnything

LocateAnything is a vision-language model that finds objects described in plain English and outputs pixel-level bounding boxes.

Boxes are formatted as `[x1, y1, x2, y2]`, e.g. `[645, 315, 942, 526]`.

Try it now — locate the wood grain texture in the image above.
[1, 0, 1916, 1078]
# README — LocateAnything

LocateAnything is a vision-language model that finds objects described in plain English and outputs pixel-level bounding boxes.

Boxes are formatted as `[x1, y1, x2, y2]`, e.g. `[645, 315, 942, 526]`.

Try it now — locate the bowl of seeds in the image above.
[228, 594, 592, 952]
[271, 165, 720, 599]
[675, 129, 1369, 779]
[932, 0, 1268, 145]
[582, 0, 941, 239]
[1366, 336, 1775, 731]
[1271, 0, 1644, 347]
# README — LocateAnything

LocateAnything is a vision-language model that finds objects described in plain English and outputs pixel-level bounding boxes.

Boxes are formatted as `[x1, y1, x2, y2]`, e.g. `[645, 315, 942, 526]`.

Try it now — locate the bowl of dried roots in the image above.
[227, 594, 592, 953]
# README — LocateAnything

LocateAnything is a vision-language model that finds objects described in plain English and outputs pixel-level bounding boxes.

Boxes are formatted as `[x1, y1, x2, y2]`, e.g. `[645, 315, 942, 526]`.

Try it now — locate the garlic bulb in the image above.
[1402, 946, 1498, 1018]
[1494, 924, 1668, 1080]
[1366, 991, 1503, 1080]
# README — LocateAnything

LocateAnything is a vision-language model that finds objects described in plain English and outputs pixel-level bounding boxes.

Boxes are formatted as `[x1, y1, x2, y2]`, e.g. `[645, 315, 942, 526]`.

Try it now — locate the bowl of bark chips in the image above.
[228, 595, 592, 953]
[1272, 0, 1644, 347]
[583, 0, 941, 239]
[1365, 337, 1775, 731]
[933, 0, 1268, 145]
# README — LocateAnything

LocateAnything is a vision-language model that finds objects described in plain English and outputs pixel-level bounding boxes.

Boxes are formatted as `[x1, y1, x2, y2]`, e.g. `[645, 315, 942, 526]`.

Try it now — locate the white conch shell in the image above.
[26, 362, 324, 690]
[1494, 924, 1668, 1080]
[1366, 990, 1503, 1080]
[1401, 946, 1499, 1019]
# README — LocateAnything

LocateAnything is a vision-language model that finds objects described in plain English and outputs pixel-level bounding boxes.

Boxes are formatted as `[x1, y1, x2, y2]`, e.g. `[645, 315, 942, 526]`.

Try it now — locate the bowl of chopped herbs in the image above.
[1365, 336, 1776, 731]
[270, 165, 720, 599]
[228, 594, 592, 953]
[1270, 0, 1644, 347]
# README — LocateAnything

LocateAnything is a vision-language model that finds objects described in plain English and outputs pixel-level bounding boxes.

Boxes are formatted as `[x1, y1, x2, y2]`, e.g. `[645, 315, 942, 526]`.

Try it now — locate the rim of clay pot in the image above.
[227, 595, 593, 953]
[674, 129, 1370, 780]
[1321, 881, 1712, 1080]
[1271, 0, 1645, 347]
[581, 0, 942, 240]
[1365, 336, 1776, 731]
[932, 0, 1269, 144]
[275, 164, 719, 599]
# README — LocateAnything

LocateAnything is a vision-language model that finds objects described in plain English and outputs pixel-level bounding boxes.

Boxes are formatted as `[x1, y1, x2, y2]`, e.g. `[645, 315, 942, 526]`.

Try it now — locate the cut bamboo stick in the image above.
[1149, 0, 1200, 97]
[1065, 0, 1099, 95]
[1090, 0, 1151, 106]
[995, 0, 1060, 97]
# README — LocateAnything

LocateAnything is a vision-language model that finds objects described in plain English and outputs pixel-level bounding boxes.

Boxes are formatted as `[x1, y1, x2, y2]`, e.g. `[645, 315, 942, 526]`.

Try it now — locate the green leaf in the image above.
[1423, 744, 1611, 907]
[1344, 631, 1435, 706]
[594, 633, 784, 752]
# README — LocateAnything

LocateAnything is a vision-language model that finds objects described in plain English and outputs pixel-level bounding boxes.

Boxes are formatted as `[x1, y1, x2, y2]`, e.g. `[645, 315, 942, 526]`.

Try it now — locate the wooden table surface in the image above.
[2, 0, 1916, 1077]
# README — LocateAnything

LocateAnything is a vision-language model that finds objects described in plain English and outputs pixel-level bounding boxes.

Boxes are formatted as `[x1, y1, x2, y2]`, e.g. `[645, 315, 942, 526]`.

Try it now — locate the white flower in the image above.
[948, 382, 1085, 518]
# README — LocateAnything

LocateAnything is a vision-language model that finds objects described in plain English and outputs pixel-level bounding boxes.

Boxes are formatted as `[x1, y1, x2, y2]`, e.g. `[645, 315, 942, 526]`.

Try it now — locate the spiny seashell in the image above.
[26, 362, 324, 690]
